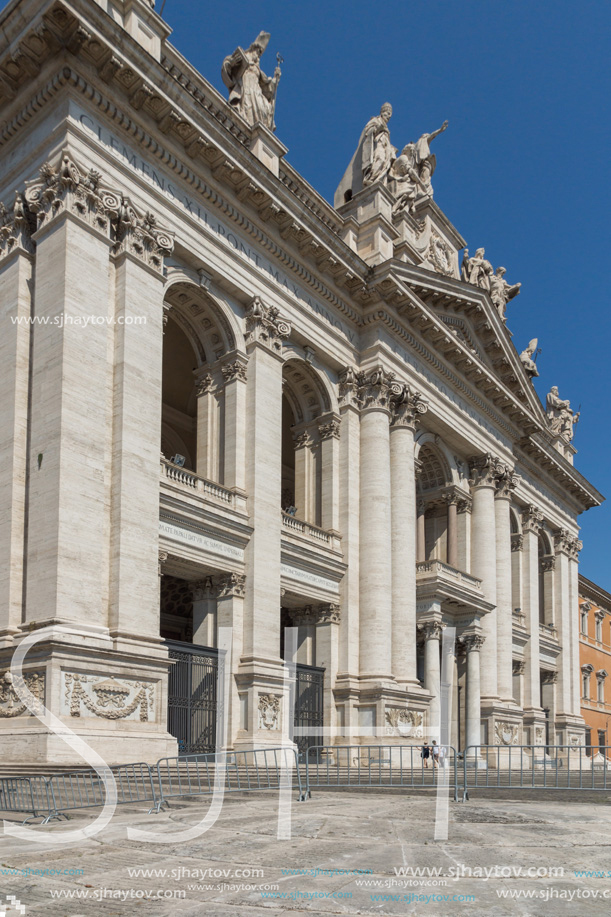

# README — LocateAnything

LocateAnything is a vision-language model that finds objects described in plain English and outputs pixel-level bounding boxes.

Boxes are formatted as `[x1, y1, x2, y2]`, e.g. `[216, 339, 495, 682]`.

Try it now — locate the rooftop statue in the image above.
[546, 385, 580, 442]
[489, 266, 521, 322]
[461, 247, 493, 291]
[222, 31, 281, 131]
[519, 339, 540, 378]
[335, 104, 394, 205]
[412, 121, 448, 194]
[388, 143, 429, 215]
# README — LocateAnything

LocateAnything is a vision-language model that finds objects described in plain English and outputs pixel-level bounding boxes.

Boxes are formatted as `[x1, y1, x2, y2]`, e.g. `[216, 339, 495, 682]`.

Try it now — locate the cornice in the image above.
[516, 434, 603, 511]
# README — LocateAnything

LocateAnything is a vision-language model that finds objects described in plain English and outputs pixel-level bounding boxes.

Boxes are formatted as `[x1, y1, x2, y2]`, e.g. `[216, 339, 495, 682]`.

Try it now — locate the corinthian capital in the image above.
[522, 504, 544, 534]
[0, 192, 34, 261]
[495, 466, 519, 499]
[245, 296, 291, 353]
[461, 633, 485, 652]
[468, 453, 505, 488]
[390, 383, 429, 429]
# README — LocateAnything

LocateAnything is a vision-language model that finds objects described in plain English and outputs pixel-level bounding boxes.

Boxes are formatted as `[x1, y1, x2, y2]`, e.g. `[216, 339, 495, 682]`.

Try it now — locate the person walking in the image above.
[431, 740, 440, 769]
[421, 742, 430, 768]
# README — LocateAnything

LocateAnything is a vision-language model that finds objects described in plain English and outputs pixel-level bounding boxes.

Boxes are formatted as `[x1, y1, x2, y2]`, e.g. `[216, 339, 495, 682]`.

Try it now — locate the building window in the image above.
[585, 728, 592, 755]
[598, 729, 607, 755]
[595, 615, 603, 642]
[580, 609, 588, 635]
[582, 665, 593, 699]
[596, 670, 607, 704]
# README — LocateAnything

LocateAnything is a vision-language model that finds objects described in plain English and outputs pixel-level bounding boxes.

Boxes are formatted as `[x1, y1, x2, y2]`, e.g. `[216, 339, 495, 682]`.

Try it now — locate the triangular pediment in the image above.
[371, 260, 547, 433]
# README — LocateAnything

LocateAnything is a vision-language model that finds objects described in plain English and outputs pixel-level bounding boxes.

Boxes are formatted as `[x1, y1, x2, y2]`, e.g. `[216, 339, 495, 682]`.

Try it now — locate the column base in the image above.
[233, 655, 291, 750]
[480, 700, 525, 751]
[0, 626, 177, 768]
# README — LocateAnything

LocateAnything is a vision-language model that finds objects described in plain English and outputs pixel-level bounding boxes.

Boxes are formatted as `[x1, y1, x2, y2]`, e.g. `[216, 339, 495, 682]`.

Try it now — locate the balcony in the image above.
[416, 559, 493, 616]
[539, 622, 558, 641]
[161, 459, 237, 507]
[281, 512, 340, 549]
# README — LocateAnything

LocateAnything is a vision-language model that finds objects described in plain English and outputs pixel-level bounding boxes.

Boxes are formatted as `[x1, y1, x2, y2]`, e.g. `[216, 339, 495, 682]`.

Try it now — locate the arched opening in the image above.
[161, 283, 236, 483]
[281, 359, 335, 528]
[417, 444, 451, 563]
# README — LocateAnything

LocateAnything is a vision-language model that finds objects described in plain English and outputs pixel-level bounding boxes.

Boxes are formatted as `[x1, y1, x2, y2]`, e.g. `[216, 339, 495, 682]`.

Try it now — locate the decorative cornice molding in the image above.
[245, 296, 291, 353]
[554, 528, 582, 560]
[215, 572, 246, 599]
[289, 603, 340, 625]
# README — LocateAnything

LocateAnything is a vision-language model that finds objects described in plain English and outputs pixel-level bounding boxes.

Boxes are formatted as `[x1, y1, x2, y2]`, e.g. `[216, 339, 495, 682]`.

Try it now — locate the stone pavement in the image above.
[1, 790, 611, 916]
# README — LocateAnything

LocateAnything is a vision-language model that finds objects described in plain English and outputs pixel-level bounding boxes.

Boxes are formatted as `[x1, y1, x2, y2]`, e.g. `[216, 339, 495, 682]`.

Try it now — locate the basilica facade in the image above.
[0, 0, 603, 765]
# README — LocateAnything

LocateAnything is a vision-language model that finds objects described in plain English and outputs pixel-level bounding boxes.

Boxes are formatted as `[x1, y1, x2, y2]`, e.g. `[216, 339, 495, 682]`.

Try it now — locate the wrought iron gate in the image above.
[294, 664, 324, 758]
[166, 641, 219, 755]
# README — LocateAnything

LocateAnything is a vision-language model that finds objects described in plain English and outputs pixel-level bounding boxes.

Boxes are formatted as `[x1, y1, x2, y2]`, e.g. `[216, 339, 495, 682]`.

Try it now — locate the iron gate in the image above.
[166, 641, 219, 755]
[294, 664, 324, 758]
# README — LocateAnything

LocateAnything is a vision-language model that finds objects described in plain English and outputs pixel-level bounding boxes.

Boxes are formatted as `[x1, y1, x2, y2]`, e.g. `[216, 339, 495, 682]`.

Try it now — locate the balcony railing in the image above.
[539, 622, 558, 640]
[161, 459, 234, 505]
[416, 559, 482, 591]
[513, 608, 526, 627]
[282, 512, 332, 544]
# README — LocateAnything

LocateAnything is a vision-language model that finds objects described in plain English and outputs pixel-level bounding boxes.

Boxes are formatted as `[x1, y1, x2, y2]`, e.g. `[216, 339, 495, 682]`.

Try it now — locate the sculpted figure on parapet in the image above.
[461, 249, 521, 322]
[519, 339, 540, 378]
[546, 386, 580, 442]
[222, 31, 281, 131]
[334, 105, 448, 211]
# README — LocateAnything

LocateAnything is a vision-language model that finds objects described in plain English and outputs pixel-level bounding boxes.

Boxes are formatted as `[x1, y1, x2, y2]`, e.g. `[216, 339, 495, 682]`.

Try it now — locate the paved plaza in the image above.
[1, 790, 611, 916]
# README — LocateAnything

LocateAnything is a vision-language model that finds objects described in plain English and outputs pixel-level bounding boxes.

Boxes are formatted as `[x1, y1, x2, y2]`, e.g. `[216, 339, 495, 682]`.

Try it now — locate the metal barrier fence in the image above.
[0, 777, 55, 824]
[304, 745, 459, 802]
[153, 746, 306, 813]
[462, 745, 611, 800]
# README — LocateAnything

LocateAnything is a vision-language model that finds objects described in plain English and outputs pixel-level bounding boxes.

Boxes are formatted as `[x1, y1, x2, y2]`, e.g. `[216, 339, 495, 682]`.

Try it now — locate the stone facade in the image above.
[0, 0, 603, 765]
[578, 576, 611, 756]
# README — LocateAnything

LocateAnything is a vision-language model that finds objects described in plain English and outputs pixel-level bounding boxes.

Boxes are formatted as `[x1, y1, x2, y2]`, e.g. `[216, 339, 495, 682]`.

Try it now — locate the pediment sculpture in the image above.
[546, 386, 580, 443]
[461, 248, 521, 322]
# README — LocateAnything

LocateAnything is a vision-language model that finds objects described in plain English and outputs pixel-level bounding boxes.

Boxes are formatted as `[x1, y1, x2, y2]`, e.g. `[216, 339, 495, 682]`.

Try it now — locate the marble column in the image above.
[318, 416, 340, 533]
[521, 505, 544, 717]
[215, 573, 245, 748]
[335, 371, 361, 730]
[389, 386, 428, 687]
[238, 298, 290, 748]
[195, 373, 219, 481]
[495, 468, 518, 703]
[314, 604, 341, 746]
[464, 634, 485, 750]
[446, 494, 459, 568]
[422, 621, 443, 736]
[469, 454, 501, 701]
[221, 357, 248, 493]
[293, 429, 314, 522]
[0, 198, 33, 649]
[191, 578, 217, 647]
[358, 367, 395, 679]
[416, 500, 426, 563]
[567, 537, 583, 717]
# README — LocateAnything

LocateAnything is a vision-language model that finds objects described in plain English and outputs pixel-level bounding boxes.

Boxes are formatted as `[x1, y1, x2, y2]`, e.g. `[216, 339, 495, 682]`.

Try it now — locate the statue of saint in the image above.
[222, 31, 281, 131]
[334, 104, 395, 206]
[489, 266, 521, 322]
[362, 103, 395, 186]
[388, 143, 429, 214]
[462, 247, 493, 291]
[519, 339, 540, 377]
[413, 121, 448, 192]
[546, 386, 580, 441]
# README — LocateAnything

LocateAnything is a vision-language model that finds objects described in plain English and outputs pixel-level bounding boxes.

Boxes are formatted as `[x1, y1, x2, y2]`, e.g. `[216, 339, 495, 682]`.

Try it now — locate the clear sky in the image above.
[161, 0, 611, 587]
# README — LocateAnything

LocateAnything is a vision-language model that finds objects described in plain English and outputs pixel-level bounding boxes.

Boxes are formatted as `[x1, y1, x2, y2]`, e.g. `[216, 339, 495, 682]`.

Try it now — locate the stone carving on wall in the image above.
[318, 419, 341, 440]
[0, 671, 44, 718]
[553, 529, 582, 561]
[0, 191, 34, 260]
[290, 604, 341, 626]
[222, 31, 281, 130]
[534, 725, 545, 746]
[519, 339, 540, 378]
[425, 229, 454, 276]
[495, 721, 520, 746]
[546, 386, 580, 443]
[22, 152, 174, 272]
[468, 453, 509, 489]
[385, 708, 424, 738]
[258, 693, 280, 730]
[568, 733, 584, 747]
[216, 572, 246, 599]
[63, 673, 155, 721]
[338, 365, 403, 414]
[245, 297, 291, 352]
[221, 360, 248, 383]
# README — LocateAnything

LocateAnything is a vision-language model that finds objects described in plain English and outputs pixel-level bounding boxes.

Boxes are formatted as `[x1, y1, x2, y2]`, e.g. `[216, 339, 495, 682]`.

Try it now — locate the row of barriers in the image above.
[1, 745, 610, 824]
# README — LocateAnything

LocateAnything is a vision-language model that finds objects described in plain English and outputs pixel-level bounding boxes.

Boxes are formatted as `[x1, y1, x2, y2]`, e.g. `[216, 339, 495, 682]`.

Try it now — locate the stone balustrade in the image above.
[539, 621, 559, 640]
[415, 559, 482, 591]
[161, 458, 234, 504]
[282, 511, 331, 544]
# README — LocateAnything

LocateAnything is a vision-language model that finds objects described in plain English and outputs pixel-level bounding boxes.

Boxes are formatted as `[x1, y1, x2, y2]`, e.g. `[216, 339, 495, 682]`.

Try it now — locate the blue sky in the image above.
[162, 0, 611, 587]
